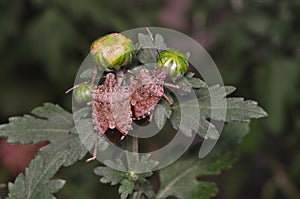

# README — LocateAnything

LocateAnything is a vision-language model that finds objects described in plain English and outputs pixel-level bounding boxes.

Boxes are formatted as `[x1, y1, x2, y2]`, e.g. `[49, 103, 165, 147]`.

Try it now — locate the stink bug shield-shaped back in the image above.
[129, 67, 172, 120]
[87, 73, 132, 162]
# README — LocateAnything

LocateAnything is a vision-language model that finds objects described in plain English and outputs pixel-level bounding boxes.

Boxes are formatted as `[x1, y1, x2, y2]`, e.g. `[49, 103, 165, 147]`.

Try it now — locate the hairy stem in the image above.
[125, 136, 139, 171]
[125, 136, 141, 199]
[131, 136, 139, 153]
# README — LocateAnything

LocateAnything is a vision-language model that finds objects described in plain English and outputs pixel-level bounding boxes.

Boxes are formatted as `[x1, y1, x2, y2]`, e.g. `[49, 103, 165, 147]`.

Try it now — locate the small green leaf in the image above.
[94, 166, 126, 185]
[173, 76, 207, 93]
[137, 49, 157, 64]
[138, 33, 155, 49]
[155, 34, 167, 50]
[133, 154, 159, 174]
[95, 155, 157, 199]
[137, 33, 156, 64]
[119, 179, 135, 199]
[94, 166, 145, 199]
[137, 32, 167, 64]
[185, 76, 207, 89]
[154, 97, 172, 130]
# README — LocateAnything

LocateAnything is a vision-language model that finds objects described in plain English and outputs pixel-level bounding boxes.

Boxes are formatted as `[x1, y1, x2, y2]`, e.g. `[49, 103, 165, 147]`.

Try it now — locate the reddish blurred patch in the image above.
[158, 0, 192, 31]
[0, 139, 48, 176]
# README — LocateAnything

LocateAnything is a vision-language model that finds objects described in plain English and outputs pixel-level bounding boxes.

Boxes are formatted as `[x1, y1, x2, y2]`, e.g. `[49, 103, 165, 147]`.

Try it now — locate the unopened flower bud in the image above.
[90, 33, 135, 70]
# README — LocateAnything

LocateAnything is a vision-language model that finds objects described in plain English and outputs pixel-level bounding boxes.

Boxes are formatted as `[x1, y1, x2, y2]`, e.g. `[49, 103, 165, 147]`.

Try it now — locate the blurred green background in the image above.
[0, 0, 299, 198]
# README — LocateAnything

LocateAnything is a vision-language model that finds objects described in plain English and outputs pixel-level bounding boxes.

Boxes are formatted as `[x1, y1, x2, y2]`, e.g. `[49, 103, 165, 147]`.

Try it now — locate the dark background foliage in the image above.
[0, 0, 299, 198]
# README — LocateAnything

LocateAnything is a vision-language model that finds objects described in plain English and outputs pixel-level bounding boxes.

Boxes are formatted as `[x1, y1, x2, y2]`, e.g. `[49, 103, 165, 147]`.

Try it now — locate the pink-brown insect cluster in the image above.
[86, 68, 172, 161]
[92, 68, 171, 139]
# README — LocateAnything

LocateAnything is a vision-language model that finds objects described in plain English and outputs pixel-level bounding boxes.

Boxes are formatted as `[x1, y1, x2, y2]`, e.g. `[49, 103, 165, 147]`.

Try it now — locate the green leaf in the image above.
[171, 100, 217, 139]
[138, 33, 155, 49]
[222, 98, 268, 122]
[154, 97, 172, 130]
[0, 103, 87, 199]
[170, 83, 267, 139]
[174, 75, 207, 93]
[155, 34, 167, 50]
[156, 122, 250, 199]
[138, 32, 167, 50]
[94, 166, 127, 185]
[0, 103, 73, 144]
[127, 154, 159, 175]
[137, 49, 157, 64]
[95, 155, 157, 199]
[7, 156, 66, 199]
[94, 166, 137, 199]
[170, 88, 219, 139]
[5, 130, 86, 198]
[185, 76, 207, 89]
[119, 179, 135, 199]
[137, 33, 157, 64]
[196, 85, 268, 122]
[137, 32, 167, 64]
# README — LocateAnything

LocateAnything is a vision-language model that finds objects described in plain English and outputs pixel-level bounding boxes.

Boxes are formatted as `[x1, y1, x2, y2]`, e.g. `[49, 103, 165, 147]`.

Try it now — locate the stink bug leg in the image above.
[65, 81, 89, 94]
[163, 94, 173, 106]
[164, 83, 180, 90]
[86, 133, 99, 162]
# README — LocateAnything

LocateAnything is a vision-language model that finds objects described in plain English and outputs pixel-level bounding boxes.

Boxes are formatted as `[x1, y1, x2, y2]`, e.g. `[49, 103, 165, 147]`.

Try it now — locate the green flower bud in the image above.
[74, 83, 92, 103]
[157, 49, 189, 80]
[90, 33, 135, 70]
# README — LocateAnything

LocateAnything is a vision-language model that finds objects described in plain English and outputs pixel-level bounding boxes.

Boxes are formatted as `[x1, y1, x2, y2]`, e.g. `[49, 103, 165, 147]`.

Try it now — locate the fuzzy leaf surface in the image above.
[0, 103, 87, 199]
[170, 83, 267, 139]
[156, 122, 250, 199]
[94, 155, 157, 199]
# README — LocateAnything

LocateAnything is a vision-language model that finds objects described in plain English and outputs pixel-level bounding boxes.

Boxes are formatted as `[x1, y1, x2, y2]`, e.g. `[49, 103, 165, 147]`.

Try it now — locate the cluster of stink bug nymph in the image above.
[67, 31, 190, 162]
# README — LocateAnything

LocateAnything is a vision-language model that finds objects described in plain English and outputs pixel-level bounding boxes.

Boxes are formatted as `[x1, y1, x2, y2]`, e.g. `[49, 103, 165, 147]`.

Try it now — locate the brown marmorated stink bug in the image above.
[87, 72, 133, 162]
[129, 67, 173, 120]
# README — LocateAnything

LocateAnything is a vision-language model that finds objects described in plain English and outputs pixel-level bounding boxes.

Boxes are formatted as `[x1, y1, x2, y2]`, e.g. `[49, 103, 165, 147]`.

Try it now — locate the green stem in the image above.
[131, 136, 139, 153]
[132, 189, 142, 199]
[124, 136, 141, 199]
[123, 135, 138, 153]
[124, 136, 139, 171]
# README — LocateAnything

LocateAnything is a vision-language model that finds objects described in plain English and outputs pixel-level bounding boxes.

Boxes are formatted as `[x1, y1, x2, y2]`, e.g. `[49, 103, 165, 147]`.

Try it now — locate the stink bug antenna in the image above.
[146, 28, 164, 69]
[66, 67, 103, 94]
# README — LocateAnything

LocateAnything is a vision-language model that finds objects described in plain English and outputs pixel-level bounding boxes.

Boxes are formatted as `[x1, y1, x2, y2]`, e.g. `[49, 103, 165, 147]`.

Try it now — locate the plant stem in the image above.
[132, 189, 142, 199]
[123, 135, 138, 153]
[131, 136, 139, 153]
[124, 136, 139, 170]
[123, 136, 141, 198]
